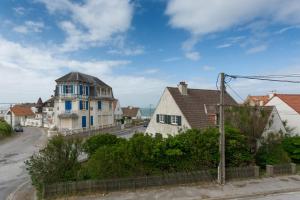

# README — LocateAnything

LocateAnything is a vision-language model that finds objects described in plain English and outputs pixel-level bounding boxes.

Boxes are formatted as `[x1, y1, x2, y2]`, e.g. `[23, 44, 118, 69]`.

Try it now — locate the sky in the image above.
[1, 0, 300, 107]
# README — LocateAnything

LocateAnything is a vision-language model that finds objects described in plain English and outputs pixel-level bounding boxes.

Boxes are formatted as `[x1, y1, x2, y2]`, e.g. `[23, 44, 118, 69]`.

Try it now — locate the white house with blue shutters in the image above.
[53, 72, 115, 131]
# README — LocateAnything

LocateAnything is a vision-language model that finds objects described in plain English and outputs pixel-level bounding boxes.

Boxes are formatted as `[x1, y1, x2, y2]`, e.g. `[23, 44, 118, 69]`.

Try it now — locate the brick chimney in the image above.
[178, 81, 188, 95]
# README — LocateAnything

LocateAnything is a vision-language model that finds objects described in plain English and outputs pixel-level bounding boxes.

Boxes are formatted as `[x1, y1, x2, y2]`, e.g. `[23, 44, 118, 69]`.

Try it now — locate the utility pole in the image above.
[218, 72, 226, 185]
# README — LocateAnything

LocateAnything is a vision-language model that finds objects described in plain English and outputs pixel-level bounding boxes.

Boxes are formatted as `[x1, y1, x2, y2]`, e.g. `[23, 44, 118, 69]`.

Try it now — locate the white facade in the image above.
[133, 109, 142, 120]
[146, 88, 190, 137]
[262, 107, 286, 137]
[113, 100, 123, 124]
[266, 96, 300, 135]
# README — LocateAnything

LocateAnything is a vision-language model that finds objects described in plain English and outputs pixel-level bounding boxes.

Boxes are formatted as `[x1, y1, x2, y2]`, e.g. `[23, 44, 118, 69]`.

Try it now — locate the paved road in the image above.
[113, 126, 146, 139]
[235, 191, 300, 199]
[0, 127, 47, 200]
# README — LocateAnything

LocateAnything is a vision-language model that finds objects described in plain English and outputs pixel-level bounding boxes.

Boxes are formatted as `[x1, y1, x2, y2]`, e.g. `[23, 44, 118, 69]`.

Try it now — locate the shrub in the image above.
[0, 121, 13, 138]
[282, 136, 300, 163]
[25, 135, 82, 197]
[255, 134, 290, 167]
[82, 133, 125, 156]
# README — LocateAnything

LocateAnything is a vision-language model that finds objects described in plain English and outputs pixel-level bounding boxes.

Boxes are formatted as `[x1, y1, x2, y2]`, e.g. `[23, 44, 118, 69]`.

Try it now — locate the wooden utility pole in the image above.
[218, 72, 226, 185]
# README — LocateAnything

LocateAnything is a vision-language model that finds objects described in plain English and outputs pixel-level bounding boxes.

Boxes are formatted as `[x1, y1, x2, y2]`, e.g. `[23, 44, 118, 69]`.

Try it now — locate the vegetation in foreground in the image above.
[0, 119, 13, 139]
[25, 126, 298, 197]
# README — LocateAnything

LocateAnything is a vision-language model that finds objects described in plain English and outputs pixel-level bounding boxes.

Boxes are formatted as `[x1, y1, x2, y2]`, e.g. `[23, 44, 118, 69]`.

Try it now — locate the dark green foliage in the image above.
[83, 133, 125, 156]
[84, 127, 253, 180]
[255, 134, 291, 167]
[0, 120, 13, 139]
[25, 135, 82, 197]
[282, 136, 300, 163]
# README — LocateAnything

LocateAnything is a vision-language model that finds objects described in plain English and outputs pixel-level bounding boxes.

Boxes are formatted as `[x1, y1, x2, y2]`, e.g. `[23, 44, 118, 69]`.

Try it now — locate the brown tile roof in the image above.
[246, 95, 269, 105]
[122, 106, 140, 118]
[11, 105, 35, 116]
[274, 94, 300, 114]
[167, 87, 237, 129]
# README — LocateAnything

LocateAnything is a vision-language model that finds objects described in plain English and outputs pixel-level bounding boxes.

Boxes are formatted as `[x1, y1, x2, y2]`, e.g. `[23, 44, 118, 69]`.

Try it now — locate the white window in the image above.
[159, 114, 165, 123]
[66, 85, 73, 94]
[171, 115, 178, 125]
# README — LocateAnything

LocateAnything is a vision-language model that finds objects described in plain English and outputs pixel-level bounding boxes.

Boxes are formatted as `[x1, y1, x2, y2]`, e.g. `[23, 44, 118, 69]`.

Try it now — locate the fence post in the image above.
[291, 163, 297, 174]
[254, 166, 260, 178]
[266, 165, 274, 177]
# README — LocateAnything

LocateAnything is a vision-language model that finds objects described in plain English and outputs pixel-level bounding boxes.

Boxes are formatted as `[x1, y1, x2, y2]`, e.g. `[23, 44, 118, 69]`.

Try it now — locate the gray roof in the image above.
[167, 87, 237, 129]
[56, 72, 111, 87]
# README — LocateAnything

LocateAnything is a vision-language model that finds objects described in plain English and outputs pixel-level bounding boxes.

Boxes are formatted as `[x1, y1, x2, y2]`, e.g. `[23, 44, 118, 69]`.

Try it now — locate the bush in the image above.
[282, 136, 300, 163]
[83, 133, 125, 156]
[25, 135, 82, 197]
[255, 134, 290, 167]
[84, 127, 253, 180]
[0, 121, 13, 138]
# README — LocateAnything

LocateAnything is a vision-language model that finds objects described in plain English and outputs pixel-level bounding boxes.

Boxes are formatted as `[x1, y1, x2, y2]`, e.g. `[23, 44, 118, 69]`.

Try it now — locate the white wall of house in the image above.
[266, 97, 300, 135]
[262, 107, 287, 138]
[146, 88, 190, 137]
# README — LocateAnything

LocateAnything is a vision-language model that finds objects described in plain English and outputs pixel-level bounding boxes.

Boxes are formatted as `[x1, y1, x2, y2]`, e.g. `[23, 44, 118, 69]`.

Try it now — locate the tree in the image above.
[25, 135, 82, 196]
[0, 120, 12, 139]
[282, 136, 300, 163]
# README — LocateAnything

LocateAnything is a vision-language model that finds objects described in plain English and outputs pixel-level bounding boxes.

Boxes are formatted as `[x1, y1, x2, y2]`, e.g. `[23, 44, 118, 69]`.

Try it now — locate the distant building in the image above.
[146, 82, 237, 136]
[112, 99, 123, 125]
[266, 94, 300, 135]
[122, 106, 142, 121]
[42, 97, 55, 128]
[5, 105, 35, 127]
[53, 72, 115, 131]
[245, 95, 269, 106]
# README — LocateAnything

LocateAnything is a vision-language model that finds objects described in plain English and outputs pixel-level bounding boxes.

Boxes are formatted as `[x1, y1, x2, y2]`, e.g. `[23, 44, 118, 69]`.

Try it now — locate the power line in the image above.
[225, 83, 245, 102]
[227, 74, 300, 83]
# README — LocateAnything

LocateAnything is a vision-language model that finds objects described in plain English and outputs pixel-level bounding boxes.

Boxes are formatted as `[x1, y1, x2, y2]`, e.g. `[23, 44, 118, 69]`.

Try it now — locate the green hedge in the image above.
[0, 120, 13, 138]
[282, 136, 300, 163]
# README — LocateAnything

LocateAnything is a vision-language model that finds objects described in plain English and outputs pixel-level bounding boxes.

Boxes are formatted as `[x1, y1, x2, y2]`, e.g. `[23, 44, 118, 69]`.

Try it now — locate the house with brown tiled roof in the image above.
[5, 105, 35, 127]
[245, 95, 269, 106]
[146, 82, 238, 136]
[266, 93, 300, 135]
[122, 106, 141, 120]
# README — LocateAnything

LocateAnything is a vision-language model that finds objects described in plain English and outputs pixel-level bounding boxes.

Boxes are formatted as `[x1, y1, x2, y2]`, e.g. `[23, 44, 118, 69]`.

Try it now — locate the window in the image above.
[66, 85, 73, 94]
[101, 88, 107, 95]
[90, 116, 93, 126]
[79, 85, 89, 96]
[109, 102, 112, 111]
[79, 100, 89, 110]
[171, 115, 178, 124]
[159, 114, 165, 123]
[65, 101, 72, 111]
[98, 101, 102, 110]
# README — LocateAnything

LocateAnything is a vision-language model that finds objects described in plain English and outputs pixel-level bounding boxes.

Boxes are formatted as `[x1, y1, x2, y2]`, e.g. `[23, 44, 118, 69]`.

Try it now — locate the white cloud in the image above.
[13, 7, 26, 15]
[38, 0, 134, 52]
[166, 0, 300, 54]
[246, 45, 268, 54]
[144, 69, 159, 74]
[185, 51, 200, 61]
[13, 21, 44, 34]
[0, 36, 168, 106]
[216, 43, 232, 49]
[163, 57, 181, 62]
[202, 65, 215, 71]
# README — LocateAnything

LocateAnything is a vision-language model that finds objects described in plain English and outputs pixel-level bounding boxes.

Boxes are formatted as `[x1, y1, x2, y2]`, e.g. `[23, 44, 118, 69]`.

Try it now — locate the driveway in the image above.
[0, 127, 47, 200]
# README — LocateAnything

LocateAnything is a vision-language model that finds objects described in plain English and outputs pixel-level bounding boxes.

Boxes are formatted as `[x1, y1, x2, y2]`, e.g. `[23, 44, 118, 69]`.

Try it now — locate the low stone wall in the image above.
[266, 163, 297, 177]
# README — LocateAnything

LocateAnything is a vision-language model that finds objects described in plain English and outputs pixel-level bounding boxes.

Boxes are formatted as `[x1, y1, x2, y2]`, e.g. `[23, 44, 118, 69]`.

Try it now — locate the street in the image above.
[0, 127, 47, 200]
[113, 125, 146, 139]
[235, 191, 300, 200]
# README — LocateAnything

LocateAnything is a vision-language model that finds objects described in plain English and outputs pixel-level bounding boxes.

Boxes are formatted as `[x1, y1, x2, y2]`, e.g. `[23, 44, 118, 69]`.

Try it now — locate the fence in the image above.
[226, 166, 259, 180]
[43, 166, 258, 199]
[266, 163, 297, 176]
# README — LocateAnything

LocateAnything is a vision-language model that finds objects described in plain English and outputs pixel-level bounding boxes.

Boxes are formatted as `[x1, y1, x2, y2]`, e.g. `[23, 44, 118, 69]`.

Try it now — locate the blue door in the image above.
[65, 101, 72, 111]
[82, 116, 86, 128]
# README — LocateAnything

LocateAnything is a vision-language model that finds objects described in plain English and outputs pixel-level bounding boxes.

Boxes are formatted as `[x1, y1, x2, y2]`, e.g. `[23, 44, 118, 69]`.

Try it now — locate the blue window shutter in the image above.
[79, 100, 83, 110]
[65, 101, 72, 110]
[86, 101, 89, 110]
[156, 114, 159, 123]
[71, 85, 74, 94]
[90, 116, 93, 126]
[86, 86, 89, 96]
[79, 85, 83, 95]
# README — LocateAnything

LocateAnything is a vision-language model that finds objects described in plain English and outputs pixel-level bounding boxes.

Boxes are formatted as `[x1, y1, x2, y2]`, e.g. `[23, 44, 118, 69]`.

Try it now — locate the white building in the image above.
[113, 99, 123, 125]
[122, 106, 142, 120]
[266, 94, 300, 135]
[146, 82, 237, 136]
[53, 72, 115, 131]
[5, 105, 35, 127]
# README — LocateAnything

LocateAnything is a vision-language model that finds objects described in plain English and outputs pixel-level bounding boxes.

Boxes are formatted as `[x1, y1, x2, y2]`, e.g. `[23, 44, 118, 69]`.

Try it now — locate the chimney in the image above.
[268, 90, 276, 99]
[178, 81, 188, 95]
